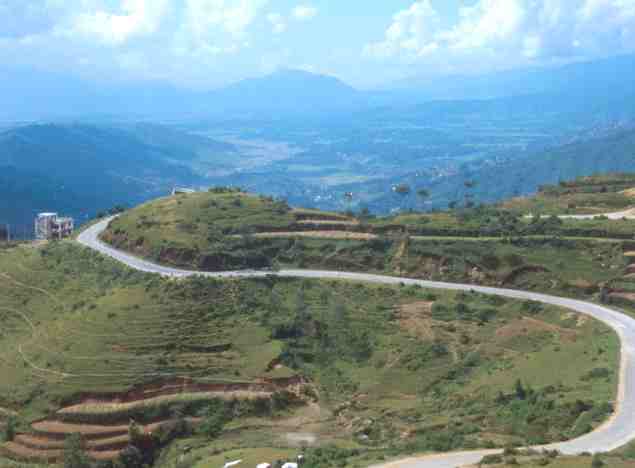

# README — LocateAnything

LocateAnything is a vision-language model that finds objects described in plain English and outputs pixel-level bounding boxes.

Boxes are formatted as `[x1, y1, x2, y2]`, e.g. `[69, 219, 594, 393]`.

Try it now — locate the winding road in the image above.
[78, 218, 635, 467]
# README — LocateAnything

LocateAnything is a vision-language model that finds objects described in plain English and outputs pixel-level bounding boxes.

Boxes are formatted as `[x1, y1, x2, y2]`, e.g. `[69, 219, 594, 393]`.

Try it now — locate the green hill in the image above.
[101, 187, 635, 311]
[501, 173, 635, 215]
[0, 239, 619, 466]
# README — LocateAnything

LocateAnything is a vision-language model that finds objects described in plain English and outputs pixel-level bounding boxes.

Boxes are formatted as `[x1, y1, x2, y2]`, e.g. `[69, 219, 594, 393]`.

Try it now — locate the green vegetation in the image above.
[102, 190, 635, 317]
[3, 174, 635, 466]
[0, 240, 620, 466]
[476, 447, 635, 468]
[502, 174, 635, 215]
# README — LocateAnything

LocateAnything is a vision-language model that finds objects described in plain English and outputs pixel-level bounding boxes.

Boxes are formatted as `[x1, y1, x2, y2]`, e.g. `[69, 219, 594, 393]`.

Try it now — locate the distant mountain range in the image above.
[389, 54, 635, 101]
[2, 54, 635, 121]
[0, 68, 361, 120]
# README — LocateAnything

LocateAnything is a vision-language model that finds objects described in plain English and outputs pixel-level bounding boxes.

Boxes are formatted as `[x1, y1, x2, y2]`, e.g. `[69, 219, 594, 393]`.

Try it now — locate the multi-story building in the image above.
[35, 213, 74, 240]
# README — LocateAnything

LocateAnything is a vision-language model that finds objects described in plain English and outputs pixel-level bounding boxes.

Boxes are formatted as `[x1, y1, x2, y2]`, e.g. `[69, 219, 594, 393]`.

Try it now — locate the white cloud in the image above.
[62, 0, 170, 45]
[363, 0, 440, 59]
[267, 12, 287, 34]
[185, 0, 269, 38]
[292, 4, 318, 21]
[365, 0, 635, 69]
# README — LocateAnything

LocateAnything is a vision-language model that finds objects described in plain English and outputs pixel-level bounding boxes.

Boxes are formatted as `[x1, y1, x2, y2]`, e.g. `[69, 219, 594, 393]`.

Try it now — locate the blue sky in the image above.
[1, 0, 634, 89]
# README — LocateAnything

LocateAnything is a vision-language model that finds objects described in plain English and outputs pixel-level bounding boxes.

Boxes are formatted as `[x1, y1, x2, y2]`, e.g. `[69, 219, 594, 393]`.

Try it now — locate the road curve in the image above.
[78, 218, 635, 467]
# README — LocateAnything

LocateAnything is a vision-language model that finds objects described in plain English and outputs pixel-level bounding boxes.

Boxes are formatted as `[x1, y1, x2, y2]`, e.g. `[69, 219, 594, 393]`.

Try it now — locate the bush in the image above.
[3, 415, 16, 442]
[480, 454, 503, 465]
[591, 454, 605, 468]
[64, 433, 91, 468]
[199, 408, 226, 439]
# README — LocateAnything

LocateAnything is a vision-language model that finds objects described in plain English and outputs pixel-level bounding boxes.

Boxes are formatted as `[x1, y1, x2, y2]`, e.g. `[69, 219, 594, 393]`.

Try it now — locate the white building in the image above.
[171, 187, 197, 196]
[35, 213, 74, 240]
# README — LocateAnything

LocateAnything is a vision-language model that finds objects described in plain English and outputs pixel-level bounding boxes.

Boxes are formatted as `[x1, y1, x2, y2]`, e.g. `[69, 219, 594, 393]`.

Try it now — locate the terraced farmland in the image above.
[0, 240, 622, 466]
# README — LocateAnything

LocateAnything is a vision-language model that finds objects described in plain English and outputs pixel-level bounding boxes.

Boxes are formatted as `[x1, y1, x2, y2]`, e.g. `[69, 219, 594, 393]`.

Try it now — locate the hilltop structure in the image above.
[171, 187, 197, 195]
[35, 213, 74, 240]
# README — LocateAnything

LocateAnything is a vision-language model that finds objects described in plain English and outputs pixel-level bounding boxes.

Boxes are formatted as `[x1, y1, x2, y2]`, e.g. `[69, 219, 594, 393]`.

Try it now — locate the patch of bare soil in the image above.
[285, 432, 317, 447]
[397, 302, 435, 340]
[622, 188, 635, 198]
[4, 377, 310, 464]
[32, 421, 129, 438]
[495, 317, 577, 342]
[254, 231, 377, 240]
[296, 219, 359, 226]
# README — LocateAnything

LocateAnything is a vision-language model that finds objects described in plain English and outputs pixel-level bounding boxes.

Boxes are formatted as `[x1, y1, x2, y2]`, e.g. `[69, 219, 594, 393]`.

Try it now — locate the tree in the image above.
[417, 188, 429, 198]
[3, 415, 16, 441]
[117, 445, 143, 468]
[64, 433, 91, 468]
[515, 379, 527, 400]
[393, 183, 411, 196]
[199, 402, 227, 439]
[416, 188, 430, 211]
[591, 454, 605, 468]
[393, 183, 412, 212]
[128, 420, 143, 447]
[342, 192, 354, 210]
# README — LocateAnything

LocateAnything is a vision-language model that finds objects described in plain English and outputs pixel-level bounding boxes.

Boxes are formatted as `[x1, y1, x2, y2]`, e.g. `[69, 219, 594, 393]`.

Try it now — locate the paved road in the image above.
[78, 218, 635, 467]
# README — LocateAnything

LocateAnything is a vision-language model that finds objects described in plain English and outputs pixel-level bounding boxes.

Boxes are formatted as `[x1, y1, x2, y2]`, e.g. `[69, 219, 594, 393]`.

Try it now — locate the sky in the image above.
[1, 0, 634, 90]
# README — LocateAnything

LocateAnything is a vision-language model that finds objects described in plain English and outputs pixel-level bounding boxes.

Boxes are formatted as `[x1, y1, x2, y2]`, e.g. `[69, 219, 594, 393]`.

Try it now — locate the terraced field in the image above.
[1, 376, 301, 463]
[0, 240, 621, 466]
[502, 174, 635, 216]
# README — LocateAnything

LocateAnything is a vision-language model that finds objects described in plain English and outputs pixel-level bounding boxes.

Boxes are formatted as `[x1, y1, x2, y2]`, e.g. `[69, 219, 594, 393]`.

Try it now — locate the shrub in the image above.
[480, 454, 503, 465]
[591, 454, 605, 468]
[64, 433, 91, 468]
[3, 415, 16, 442]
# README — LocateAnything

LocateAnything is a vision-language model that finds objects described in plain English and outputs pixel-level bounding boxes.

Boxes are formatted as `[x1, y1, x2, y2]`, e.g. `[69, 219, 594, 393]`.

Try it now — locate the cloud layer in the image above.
[0, 0, 321, 87]
[364, 0, 635, 73]
[0, 0, 633, 88]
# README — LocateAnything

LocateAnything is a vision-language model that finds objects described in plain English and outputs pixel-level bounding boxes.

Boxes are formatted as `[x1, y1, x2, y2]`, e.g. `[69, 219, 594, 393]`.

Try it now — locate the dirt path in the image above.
[253, 231, 377, 240]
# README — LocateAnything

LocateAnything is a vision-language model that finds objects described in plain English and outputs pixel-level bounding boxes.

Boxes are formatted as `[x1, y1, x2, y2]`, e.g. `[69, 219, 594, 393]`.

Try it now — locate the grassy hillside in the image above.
[502, 174, 635, 215]
[101, 188, 635, 316]
[102, 189, 355, 270]
[0, 241, 619, 466]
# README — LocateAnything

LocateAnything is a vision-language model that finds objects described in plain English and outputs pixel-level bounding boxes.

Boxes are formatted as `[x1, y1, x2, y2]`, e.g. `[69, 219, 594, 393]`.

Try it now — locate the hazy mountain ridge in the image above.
[390, 54, 635, 101]
[357, 127, 635, 213]
[0, 124, 203, 233]
[3, 54, 635, 120]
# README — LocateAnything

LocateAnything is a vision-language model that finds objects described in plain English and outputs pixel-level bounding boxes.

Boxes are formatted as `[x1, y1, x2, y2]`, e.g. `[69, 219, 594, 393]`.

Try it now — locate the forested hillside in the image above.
[362, 128, 635, 213]
[0, 124, 205, 235]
